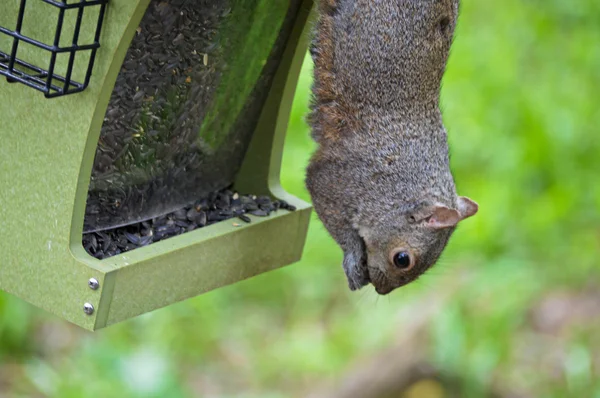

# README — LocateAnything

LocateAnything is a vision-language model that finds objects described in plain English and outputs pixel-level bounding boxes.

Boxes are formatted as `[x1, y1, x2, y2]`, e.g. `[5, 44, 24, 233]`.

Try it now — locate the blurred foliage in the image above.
[1, 0, 599, 397]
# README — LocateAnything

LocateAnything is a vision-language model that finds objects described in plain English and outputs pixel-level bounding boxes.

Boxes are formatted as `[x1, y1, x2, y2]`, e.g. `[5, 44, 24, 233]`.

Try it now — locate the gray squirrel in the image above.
[306, 0, 478, 294]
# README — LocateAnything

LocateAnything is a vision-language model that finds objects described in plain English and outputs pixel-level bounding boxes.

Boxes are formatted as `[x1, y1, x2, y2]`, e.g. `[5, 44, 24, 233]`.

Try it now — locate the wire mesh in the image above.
[0, 0, 108, 98]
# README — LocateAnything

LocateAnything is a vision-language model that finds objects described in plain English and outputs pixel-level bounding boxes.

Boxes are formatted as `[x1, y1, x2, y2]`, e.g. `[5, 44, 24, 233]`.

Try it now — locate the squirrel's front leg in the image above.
[306, 159, 370, 290]
[339, 229, 370, 290]
[320, 207, 370, 290]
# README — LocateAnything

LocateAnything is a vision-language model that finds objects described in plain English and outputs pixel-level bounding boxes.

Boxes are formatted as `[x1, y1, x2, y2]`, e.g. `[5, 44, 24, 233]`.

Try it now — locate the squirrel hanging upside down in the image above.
[306, 0, 479, 295]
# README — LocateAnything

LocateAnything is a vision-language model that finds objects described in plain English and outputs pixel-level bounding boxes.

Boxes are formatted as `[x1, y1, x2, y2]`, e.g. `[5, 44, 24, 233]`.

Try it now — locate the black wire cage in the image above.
[0, 0, 108, 98]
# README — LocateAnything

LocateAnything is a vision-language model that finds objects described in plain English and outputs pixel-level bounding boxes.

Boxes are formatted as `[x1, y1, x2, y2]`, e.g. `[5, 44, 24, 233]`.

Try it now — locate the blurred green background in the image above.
[1, 0, 599, 397]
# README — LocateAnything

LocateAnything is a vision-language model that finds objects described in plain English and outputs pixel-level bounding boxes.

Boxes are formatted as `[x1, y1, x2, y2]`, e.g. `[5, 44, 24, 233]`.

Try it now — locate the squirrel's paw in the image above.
[342, 247, 370, 291]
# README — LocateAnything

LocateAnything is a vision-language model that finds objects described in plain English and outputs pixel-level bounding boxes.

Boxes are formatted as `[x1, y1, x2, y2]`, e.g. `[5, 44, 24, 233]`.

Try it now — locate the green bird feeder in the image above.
[0, 0, 313, 331]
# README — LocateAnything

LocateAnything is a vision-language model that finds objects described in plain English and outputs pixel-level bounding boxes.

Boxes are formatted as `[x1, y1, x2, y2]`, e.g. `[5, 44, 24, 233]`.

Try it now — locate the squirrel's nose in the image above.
[374, 284, 394, 295]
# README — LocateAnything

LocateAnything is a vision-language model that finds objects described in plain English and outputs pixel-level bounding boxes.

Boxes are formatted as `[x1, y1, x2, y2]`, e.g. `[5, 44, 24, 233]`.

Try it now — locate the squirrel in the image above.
[305, 0, 479, 295]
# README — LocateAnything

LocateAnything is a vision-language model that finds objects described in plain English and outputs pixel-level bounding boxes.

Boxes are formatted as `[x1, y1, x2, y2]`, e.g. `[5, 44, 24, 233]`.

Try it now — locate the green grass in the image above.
[1, 0, 599, 396]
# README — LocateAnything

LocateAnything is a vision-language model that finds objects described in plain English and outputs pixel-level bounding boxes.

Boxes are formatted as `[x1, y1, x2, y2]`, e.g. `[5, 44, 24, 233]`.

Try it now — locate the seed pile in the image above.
[82, 189, 296, 260]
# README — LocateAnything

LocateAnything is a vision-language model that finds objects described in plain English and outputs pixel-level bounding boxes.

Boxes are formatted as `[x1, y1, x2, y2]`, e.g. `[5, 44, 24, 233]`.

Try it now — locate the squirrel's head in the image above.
[356, 196, 478, 295]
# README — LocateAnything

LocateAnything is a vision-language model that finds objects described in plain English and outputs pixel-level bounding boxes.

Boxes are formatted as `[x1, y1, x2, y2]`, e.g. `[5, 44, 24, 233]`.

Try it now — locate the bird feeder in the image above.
[0, 0, 313, 331]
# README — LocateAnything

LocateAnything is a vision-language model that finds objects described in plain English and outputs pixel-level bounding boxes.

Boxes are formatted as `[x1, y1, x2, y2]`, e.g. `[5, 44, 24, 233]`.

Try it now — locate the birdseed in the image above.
[82, 188, 296, 260]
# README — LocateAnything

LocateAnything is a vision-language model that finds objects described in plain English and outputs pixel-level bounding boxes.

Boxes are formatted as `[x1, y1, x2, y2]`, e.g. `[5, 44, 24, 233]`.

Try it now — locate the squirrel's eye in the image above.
[393, 251, 412, 270]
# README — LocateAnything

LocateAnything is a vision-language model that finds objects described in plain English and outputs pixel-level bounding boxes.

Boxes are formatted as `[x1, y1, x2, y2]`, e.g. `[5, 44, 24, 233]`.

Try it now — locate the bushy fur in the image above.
[306, 0, 478, 294]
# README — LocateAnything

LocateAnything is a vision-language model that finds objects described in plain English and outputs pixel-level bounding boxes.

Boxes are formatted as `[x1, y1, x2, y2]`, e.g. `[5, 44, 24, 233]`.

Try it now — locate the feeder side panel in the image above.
[0, 0, 150, 331]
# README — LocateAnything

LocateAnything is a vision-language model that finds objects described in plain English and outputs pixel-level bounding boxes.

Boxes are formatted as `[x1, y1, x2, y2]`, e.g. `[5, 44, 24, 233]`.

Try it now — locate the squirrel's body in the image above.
[306, 0, 478, 294]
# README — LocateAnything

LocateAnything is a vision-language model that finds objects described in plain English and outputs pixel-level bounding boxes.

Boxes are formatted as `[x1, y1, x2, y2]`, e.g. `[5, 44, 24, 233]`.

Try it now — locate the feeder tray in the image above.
[0, 0, 313, 331]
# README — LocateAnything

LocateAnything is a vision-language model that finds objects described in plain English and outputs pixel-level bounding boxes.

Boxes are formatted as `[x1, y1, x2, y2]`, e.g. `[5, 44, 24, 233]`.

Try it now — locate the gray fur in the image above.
[306, 0, 478, 294]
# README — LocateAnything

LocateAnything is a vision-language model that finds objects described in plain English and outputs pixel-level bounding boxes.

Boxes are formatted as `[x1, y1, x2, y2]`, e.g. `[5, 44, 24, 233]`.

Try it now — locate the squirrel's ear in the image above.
[457, 196, 479, 220]
[426, 205, 461, 229]
[410, 199, 477, 229]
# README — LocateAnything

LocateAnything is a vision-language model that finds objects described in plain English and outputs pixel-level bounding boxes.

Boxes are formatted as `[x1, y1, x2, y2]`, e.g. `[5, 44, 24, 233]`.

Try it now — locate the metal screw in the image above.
[88, 278, 100, 290]
[83, 303, 94, 315]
